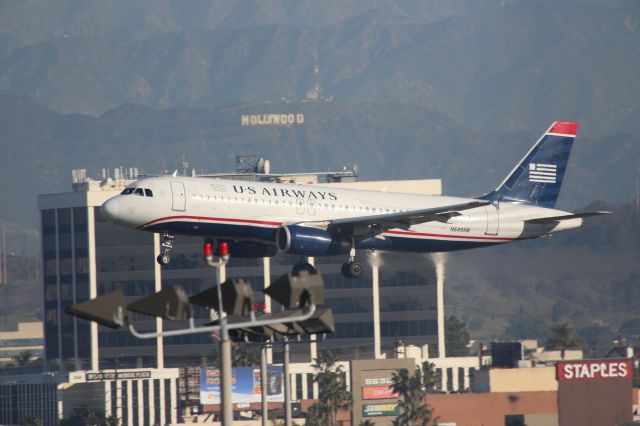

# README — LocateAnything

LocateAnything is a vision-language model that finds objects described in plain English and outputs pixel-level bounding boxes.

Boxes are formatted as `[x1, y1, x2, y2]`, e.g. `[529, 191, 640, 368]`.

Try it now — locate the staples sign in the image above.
[557, 360, 633, 382]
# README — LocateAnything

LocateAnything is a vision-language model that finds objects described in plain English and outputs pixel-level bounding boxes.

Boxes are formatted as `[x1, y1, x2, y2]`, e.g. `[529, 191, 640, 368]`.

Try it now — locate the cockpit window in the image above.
[144, 189, 153, 197]
[134, 188, 144, 196]
[121, 188, 134, 195]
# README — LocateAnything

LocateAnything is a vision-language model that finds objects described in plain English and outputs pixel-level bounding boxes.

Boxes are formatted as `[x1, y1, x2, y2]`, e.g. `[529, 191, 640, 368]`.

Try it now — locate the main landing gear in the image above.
[156, 232, 175, 265]
[341, 246, 363, 279]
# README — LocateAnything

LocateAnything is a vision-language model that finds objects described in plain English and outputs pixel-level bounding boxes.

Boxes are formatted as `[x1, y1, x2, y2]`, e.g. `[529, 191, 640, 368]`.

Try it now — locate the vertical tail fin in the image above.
[481, 121, 578, 208]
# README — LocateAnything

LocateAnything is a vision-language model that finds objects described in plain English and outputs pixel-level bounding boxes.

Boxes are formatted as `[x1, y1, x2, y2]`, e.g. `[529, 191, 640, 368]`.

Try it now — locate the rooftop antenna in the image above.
[182, 155, 189, 177]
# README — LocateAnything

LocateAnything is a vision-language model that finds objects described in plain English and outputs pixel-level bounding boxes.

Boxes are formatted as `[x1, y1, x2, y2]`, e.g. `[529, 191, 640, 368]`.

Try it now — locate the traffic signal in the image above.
[264, 271, 324, 309]
[64, 291, 127, 329]
[190, 278, 254, 317]
[297, 308, 334, 335]
[127, 285, 192, 321]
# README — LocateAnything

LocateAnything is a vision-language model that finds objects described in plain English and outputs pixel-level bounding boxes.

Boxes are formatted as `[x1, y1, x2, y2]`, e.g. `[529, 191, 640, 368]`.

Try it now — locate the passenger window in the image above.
[134, 188, 144, 196]
[121, 188, 134, 195]
[144, 189, 153, 197]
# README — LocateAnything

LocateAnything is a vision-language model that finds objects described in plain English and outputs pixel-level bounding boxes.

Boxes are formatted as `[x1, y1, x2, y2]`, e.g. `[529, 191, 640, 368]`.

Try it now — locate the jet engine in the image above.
[276, 225, 351, 256]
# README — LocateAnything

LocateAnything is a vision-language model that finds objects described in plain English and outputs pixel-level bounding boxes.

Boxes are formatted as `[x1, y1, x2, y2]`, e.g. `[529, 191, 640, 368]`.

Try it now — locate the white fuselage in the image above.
[101, 176, 583, 253]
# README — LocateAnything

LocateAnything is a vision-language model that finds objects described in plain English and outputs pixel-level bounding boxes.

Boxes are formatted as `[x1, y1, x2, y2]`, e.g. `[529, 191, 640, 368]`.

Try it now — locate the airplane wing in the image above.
[524, 211, 611, 224]
[301, 200, 490, 239]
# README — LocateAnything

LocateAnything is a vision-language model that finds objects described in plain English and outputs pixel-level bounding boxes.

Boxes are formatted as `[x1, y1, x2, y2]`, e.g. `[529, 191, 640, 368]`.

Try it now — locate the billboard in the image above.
[363, 403, 401, 417]
[200, 366, 284, 404]
[362, 386, 399, 400]
[557, 359, 632, 382]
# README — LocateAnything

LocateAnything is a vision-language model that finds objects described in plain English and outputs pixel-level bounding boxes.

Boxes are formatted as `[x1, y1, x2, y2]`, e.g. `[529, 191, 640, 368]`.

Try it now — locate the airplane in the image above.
[100, 121, 608, 278]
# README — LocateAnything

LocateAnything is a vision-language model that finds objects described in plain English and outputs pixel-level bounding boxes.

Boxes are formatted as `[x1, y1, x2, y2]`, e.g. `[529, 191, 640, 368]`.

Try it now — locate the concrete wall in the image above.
[429, 391, 558, 426]
[473, 367, 558, 393]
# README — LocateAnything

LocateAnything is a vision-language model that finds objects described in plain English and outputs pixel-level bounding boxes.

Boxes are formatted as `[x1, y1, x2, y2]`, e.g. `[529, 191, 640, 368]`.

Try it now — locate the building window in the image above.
[505, 415, 525, 426]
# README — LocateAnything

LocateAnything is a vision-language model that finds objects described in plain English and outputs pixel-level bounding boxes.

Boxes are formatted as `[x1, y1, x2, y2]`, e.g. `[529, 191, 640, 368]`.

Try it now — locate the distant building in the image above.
[0, 321, 43, 366]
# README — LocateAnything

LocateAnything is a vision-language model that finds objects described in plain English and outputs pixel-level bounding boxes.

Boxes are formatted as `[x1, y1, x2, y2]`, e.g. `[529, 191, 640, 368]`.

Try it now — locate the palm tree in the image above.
[13, 350, 32, 367]
[420, 361, 441, 392]
[307, 350, 351, 426]
[22, 414, 43, 426]
[546, 322, 583, 359]
[232, 343, 261, 367]
[390, 362, 436, 426]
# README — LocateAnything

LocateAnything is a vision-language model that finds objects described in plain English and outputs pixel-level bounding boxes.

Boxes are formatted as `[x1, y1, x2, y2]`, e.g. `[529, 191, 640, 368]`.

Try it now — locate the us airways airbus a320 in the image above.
[100, 121, 607, 278]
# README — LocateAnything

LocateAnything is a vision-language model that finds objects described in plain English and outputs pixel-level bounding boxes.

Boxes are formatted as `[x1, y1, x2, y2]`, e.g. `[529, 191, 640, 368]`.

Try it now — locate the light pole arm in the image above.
[127, 305, 316, 339]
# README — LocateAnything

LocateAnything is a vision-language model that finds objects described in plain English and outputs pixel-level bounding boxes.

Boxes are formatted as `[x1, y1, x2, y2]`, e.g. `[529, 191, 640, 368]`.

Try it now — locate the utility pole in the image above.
[636, 167, 640, 214]
[0, 222, 6, 284]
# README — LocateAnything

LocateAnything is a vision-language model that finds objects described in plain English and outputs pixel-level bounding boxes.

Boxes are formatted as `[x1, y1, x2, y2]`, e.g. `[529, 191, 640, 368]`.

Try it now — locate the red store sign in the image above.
[557, 359, 633, 382]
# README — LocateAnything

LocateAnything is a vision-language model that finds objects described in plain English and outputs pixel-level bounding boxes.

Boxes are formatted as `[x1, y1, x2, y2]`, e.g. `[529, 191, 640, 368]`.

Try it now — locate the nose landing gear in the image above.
[156, 233, 175, 265]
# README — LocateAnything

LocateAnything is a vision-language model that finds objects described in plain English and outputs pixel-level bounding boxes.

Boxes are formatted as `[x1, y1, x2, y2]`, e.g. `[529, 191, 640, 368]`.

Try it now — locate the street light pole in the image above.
[261, 346, 268, 426]
[283, 338, 292, 426]
[205, 241, 233, 426]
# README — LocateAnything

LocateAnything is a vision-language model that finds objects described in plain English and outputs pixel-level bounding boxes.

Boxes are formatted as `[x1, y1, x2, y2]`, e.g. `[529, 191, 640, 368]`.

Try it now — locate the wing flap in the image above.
[326, 200, 490, 238]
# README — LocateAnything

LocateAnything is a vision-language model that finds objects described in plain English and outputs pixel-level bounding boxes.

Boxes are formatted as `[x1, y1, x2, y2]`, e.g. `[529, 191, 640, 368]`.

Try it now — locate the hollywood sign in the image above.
[241, 113, 305, 126]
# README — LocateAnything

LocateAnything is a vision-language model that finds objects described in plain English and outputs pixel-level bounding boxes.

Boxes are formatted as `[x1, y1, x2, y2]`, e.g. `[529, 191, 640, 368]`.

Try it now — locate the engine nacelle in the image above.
[215, 240, 277, 258]
[276, 225, 351, 256]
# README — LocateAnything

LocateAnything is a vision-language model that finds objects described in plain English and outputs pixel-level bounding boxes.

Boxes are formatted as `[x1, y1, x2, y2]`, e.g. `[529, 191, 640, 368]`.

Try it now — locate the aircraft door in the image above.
[484, 204, 499, 235]
[307, 199, 316, 215]
[296, 199, 305, 215]
[170, 181, 186, 211]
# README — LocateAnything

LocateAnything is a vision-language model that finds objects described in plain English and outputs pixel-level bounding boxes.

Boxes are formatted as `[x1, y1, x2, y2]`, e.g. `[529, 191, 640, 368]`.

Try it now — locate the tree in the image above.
[391, 362, 438, 426]
[13, 350, 33, 367]
[420, 361, 441, 392]
[22, 415, 43, 426]
[546, 322, 583, 359]
[232, 343, 261, 367]
[445, 316, 470, 357]
[306, 350, 351, 426]
[60, 408, 119, 426]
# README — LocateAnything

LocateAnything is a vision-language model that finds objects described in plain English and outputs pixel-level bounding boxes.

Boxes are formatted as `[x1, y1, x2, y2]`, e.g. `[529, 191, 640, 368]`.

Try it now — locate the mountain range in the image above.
[1, 0, 639, 136]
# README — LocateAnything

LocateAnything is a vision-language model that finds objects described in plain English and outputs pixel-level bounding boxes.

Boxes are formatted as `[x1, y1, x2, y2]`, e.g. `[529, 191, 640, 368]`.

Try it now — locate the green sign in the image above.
[363, 403, 401, 417]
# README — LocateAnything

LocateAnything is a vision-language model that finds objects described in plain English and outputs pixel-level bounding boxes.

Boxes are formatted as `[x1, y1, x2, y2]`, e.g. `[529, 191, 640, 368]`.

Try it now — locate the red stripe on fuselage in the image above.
[141, 215, 283, 229]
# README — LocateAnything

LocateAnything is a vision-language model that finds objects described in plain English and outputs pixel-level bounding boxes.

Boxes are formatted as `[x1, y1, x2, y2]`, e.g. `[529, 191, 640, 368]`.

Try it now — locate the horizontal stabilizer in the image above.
[524, 211, 611, 224]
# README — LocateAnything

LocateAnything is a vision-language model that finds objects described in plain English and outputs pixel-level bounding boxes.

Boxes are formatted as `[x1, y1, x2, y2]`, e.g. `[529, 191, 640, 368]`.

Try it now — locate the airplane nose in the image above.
[101, 198, 120, 221]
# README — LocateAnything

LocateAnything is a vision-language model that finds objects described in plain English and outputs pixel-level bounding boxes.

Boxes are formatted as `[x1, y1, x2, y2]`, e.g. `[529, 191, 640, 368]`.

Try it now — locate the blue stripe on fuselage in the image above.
[143, 220, 499, 253]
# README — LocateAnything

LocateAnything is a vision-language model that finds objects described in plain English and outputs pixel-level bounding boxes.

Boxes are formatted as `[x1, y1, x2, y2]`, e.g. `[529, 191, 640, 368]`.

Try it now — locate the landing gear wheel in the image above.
[157, 232, 175, 266]
[292, 262, 317, 276]
[342, 261, 363, 279]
